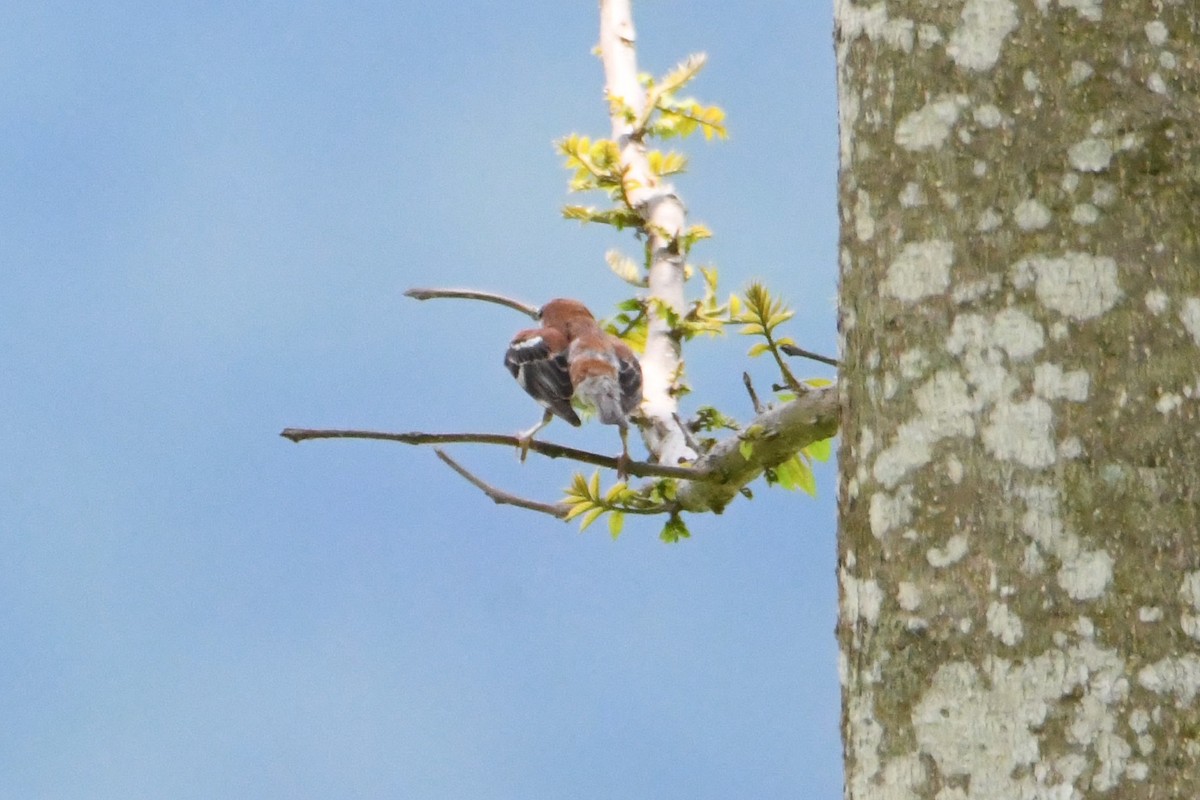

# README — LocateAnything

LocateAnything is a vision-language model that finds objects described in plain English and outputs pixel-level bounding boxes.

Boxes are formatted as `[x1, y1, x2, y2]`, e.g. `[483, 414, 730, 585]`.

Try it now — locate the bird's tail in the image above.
[595, 394, 627, 428]
[575, 376, 628, 428]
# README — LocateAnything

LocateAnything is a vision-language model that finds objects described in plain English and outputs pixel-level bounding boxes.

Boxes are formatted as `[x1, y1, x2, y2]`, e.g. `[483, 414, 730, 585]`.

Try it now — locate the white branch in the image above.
[598, 0, 696, 467]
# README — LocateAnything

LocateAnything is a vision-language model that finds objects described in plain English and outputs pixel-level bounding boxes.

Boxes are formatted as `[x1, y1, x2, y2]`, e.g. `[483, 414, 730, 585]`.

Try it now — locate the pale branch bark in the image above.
[671, 412, 704, 454]
[598, 0, 695, 468]
[674, 383, 838, 513]
[403, 287, 540, 319]
[780, 343, 839, 367]
[279, 427, 702, 480]
[433, 449, 569, 519]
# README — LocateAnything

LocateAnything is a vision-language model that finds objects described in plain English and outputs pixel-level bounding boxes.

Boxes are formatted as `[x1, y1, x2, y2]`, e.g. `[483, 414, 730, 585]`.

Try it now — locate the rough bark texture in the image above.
[835, 1, 1200, 798]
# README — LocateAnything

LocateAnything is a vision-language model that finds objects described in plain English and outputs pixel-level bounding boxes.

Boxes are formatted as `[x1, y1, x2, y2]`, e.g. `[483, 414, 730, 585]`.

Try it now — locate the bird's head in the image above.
[537, 298, 595, 336]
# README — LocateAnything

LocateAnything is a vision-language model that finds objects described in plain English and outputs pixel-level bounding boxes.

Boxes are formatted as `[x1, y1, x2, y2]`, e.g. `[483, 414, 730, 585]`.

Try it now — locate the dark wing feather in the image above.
[505, 328, 581, 426]
[611, 337, 643, 416]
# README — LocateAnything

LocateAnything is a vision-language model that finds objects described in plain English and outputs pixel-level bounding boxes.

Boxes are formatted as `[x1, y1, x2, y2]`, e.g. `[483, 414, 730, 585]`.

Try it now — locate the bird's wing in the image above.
[505, 328, 582, 426]
[610, 337, 643, 416]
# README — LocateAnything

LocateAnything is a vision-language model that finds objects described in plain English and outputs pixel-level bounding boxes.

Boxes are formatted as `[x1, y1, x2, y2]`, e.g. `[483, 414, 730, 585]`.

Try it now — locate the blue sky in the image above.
[1, 2, 839, 797]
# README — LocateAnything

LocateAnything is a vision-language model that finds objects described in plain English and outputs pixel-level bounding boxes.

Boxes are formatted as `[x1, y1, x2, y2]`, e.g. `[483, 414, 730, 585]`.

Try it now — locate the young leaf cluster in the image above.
[729, 282, 803, 392]
[551, 53, 834, 541]
[561, 471, 678, 540]
[556, 54, 724, 267]
[639, 55, 728, 142]
[598, 277, 837, 520]
[763, 436, 832, 497]
[604, 297, 649, 353]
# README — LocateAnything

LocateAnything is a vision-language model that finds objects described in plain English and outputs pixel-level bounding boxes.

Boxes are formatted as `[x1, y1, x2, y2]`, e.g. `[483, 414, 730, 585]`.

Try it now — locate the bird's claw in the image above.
[516, 435, 533, 462]
[615, 452, 631, 482]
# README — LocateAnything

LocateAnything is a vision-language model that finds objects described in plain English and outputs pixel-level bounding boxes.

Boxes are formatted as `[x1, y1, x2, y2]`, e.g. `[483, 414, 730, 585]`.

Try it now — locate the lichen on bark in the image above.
[836, 1, 1200, 797]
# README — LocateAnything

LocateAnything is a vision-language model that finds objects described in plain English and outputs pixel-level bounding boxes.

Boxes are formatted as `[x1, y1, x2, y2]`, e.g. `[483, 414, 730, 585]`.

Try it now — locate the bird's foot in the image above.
[516, 411, 553, 462]
[615, 452, 631, 482]
[516, 434, 534, 462]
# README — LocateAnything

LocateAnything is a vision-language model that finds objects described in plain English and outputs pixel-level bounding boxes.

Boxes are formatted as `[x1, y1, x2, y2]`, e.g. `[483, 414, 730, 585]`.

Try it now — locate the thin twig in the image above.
[404, 288, 540, 319]
[434, 449, 568, 519]
[279, 427, 705, 480]
[672, 413, 704, 454]
[765, 331, 804, 394]
[742, 371, 764, 415]
[780, 343, 839, 368]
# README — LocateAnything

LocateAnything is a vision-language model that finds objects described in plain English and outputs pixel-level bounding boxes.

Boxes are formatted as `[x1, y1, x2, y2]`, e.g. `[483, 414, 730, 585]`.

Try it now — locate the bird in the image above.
[504, 298, 643, 475]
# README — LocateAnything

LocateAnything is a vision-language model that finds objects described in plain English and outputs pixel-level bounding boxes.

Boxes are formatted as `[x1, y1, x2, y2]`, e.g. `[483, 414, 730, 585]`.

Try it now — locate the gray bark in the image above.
[835, 1, 1200, 798]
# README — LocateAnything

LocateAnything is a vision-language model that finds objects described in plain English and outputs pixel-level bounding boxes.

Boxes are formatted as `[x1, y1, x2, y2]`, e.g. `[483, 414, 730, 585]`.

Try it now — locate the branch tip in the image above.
[742, 372, 764, 415]
[780, 343, 840, 368]
[404, 287, 540, 319]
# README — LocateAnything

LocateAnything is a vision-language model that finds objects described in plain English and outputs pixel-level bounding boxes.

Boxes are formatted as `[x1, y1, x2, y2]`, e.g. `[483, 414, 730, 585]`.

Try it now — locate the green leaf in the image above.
[691, 406, 739, 433]
[660, 514, 691, 543]
[579, 506, 606, 531]
[804, 437, 833, 463]
[604, 480, 629, 503]
[646, 297, 682, 331]
[738, 440, 754, 460]
[747, 342, 770, 358]
[652, 100, 728, 141]
[657, 53, 707, 97]
[608, 511, 625, 539]
[647, 149, 689, 176]
[795, 463, 817, 496]
[805, 377, 834, 388]
[561, 205, 643, 229]
[733, 283, 794, 337]
[563, 501, 592, 522]
[772, 455, 817, 496]
[605, 250, 645, 286]
[562, 204, 599, 222]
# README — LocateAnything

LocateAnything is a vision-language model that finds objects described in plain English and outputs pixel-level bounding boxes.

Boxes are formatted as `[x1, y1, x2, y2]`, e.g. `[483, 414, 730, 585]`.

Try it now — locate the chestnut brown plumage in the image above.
[504, 299, 642, 473]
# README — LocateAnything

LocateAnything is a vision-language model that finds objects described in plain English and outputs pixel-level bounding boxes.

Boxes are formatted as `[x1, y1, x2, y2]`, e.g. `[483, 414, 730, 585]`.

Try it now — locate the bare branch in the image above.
[433, 449, 569, 519]
[780, 342, 839, 368]
[281, 382, 840, 517]
[279, 427, 704, 481]
[742, 371, 764, 415]
[674, 384, 839, 513]
[404, 287, 540, 319]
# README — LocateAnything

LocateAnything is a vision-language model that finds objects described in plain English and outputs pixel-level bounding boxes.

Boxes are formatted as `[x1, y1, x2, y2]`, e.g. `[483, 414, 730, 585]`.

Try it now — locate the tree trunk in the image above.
[835, 2, 1200, 797]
